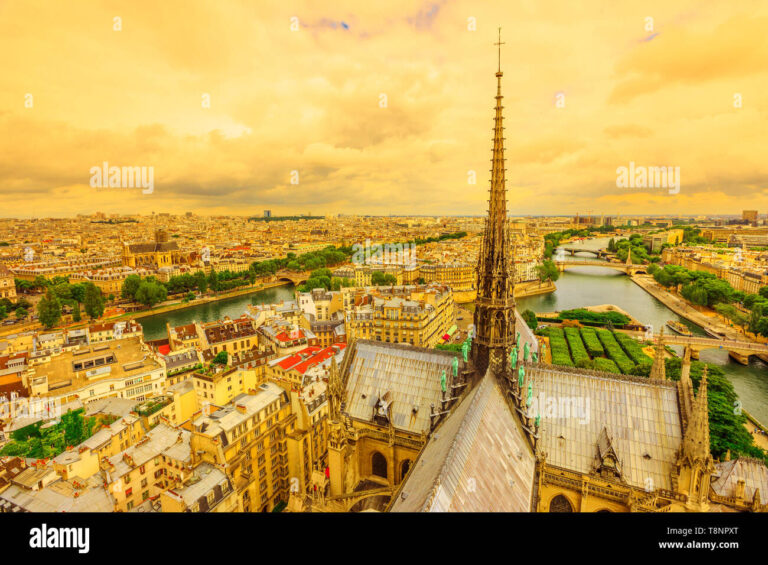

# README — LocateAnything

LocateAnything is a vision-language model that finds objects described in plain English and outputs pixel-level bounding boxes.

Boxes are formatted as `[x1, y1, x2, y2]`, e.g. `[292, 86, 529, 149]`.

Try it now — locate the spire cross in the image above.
[494, 27, 505, 72]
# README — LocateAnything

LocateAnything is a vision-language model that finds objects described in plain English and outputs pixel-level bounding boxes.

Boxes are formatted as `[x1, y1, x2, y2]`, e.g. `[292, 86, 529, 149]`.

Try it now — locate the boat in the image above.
[666, 320, 692, 337]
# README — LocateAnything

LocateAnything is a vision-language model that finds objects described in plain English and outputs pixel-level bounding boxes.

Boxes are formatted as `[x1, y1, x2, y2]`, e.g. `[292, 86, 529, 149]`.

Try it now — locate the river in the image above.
[138, 284, 296, 341]
[516, 236, 768, 425]
[137, 238, 768, 425]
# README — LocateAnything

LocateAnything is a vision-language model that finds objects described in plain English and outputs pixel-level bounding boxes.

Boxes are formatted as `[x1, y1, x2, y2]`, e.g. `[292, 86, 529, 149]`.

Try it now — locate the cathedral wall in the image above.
[538, 483, 629, 513]
[354, 435, 421, 488]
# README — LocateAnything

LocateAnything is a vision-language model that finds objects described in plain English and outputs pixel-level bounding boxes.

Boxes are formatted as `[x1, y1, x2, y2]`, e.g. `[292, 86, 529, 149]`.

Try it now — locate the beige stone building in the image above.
[0, 264, 17, 302]
[344, 284, 455, 348]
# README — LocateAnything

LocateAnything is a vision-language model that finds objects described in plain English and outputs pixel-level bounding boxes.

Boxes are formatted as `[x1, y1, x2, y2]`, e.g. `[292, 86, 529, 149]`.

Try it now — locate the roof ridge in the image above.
[422, 375, 490, 511]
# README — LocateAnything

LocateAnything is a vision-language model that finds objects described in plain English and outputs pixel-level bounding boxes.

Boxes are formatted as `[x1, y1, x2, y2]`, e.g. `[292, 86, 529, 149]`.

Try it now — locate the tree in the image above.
[52, 282, 72, 300]
[193, 271, 208, 294]
[62, 410, 86, 446]
[371, 271, 397, 286]
[135, 281, 167, 308]
[33, 275, 49, 290]
[213, 351, 228, 365]
[70, 283, 86, 303]
[522, 309, 538, 330]
[84, 283, 105, 319]
[536, 260, 560, 285]
[121, 274, 142, 300]
[0, 305, 6, 320]
[207, 269, 220, 292]
[15, 307, 27, 320]
[71, 301, 81, 322]
[37, 290, 62, 329]
[755, 317, 768, 337]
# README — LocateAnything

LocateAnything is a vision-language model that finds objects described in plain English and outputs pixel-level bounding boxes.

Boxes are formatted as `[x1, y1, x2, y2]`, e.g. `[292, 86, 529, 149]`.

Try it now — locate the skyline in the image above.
[1, 1, 767, 218]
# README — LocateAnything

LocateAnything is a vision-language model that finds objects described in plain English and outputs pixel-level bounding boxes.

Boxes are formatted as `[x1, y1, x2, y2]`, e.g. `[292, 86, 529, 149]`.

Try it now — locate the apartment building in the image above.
[159, 462, 237, 512]
[258, 319, 317, 355]
[643, 229, 684, 253]
[103, 424, 192, 512]
[0, 264, 17, 302]
[247, 300, 304, 329]
[23, 336, 166, 405]
[192, 366, 263, 407]
[297, 288, 343, 321]
[344, 284, 455, 348]
[199, 316, 259, 356]
[420, 263, 474, 290]
[189, 383, 294, 512]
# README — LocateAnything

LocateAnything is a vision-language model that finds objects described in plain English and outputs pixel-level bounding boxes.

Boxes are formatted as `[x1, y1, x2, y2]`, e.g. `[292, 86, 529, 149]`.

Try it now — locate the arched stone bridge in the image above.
[274, 270, 311, 286]
[622, 330, 768, 366]
[554, 259, 647, 276]
[559, 247, 612, 259]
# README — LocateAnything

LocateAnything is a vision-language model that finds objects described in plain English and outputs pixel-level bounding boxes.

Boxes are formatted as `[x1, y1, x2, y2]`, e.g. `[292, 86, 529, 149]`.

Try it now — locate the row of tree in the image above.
[297, 269, 355, 293]
[34, 277, 106, 329]
[648, 263, 768, 336]
[0, 297, 30, 322]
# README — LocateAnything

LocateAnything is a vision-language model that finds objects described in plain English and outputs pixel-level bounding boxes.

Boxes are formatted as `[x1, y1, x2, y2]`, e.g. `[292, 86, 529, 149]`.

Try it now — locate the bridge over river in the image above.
[619, 329, 768, 365]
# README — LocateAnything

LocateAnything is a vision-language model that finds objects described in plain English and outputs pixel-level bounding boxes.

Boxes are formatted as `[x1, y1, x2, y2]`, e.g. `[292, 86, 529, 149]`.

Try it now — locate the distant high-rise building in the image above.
[264, 210, 272, 218]
[743, 210, 758, 224]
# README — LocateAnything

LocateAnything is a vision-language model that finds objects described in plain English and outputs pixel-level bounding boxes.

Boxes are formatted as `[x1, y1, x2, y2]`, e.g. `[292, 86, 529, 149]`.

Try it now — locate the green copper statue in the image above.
[535, 413, 541, 428]
[518, 365, 525, 388]
[440, 370, 447, 393]
[461, 341, 469, 363]
[510, 348, 517, 369]
[541, 341, 546, 361]
[452, 356, 459, 378]
[526, 381, 533, 407]
[532, 351, 538, 363]
[523, 341, 530, 362]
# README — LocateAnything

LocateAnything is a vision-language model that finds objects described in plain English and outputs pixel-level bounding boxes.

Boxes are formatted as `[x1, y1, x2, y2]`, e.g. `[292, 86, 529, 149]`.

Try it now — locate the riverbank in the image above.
[453, 280, 557, 304]
[123, 280, 293, 322]
[745, 410, 768, 450]
[630, 274, 767, 346]
[538, 303, 641, 326]
[3, 280, 295, 336]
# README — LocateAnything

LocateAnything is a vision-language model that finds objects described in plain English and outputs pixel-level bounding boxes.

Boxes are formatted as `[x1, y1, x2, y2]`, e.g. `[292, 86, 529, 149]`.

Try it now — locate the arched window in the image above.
[401, 460, 412, 481]
[371, 452, 388, 479]
[549, 494, 574, 513]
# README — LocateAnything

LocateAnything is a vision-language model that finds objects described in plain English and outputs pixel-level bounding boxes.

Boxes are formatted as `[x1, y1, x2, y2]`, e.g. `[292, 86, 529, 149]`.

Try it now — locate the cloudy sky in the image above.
[1, 0, 767, 218]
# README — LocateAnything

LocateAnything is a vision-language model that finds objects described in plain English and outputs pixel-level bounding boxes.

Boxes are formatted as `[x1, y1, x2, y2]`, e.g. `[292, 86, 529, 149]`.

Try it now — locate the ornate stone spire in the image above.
[680, 345, 692, 386]
[649, 327, 666, 380]
[681, 365, 711, 463]
[471, 28, 517, 380]
[327, 357, 343, 421]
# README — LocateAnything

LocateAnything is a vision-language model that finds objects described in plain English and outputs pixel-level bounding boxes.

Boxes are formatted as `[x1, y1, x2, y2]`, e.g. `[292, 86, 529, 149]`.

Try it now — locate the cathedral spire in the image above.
[650, 327, 666, 380]
[471, 29, 517, 380]
[681, 365, 711, 463]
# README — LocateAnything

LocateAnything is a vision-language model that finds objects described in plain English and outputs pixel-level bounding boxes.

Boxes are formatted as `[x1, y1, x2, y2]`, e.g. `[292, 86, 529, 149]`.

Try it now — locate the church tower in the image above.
[471, 29, 517, 379]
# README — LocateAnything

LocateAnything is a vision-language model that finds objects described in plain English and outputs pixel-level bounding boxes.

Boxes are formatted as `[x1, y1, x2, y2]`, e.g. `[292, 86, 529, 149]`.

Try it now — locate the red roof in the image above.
[275, 329, 305, 342]
[158, 345, 171, 356]
[275, 344, 346, 375]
